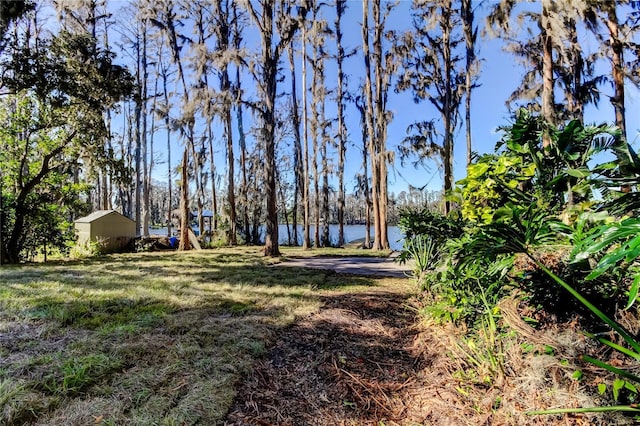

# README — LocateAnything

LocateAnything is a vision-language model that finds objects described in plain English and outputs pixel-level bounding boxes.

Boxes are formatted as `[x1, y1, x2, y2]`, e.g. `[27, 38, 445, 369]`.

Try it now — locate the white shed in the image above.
[74, 210, 136, 252]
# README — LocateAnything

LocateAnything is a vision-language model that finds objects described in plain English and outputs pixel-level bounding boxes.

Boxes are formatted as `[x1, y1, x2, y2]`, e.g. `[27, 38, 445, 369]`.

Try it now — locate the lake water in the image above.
[149, 224, 405, 251]
[277, 224, 405, 251]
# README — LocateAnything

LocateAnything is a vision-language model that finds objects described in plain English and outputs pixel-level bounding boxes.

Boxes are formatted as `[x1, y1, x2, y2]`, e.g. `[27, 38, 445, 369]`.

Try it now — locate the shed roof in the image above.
[75, 210, 134, 224]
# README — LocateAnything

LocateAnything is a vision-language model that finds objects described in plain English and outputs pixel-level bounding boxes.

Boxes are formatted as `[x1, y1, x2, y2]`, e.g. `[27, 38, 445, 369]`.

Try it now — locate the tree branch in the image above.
[243, 0, 264, 34]
[17, 130, 77, 205]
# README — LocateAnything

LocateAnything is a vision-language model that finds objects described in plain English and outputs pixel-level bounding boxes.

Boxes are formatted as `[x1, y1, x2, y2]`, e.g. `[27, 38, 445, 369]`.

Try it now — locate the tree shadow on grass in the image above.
[0, 251, 390, 425]
[226, 288, 430, 425]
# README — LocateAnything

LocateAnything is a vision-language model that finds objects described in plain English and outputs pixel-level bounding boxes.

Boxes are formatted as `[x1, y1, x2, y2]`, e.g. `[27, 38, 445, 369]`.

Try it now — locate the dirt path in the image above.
[277, 256, 412, 278]
[224, 286, 456, 425]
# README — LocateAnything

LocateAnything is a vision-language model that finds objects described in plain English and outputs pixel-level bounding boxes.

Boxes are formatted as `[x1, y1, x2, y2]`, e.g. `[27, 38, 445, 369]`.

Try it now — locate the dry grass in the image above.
[416, 294, 638, 426]
[0, 248, 385, 425]
[4, 246, 630, 425]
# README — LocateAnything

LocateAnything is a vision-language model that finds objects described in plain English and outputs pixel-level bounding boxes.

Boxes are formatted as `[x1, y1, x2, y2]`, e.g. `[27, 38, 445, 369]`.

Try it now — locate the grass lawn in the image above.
[0, 247, 403, 425]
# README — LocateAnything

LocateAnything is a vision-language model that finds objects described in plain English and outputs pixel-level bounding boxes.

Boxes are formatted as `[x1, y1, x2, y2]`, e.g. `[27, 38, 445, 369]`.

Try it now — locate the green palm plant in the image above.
[456, 111, 640, 418]
[496, 110, 623, 208]
[464, 203, 640, 417]
[573, 217, 640, 309]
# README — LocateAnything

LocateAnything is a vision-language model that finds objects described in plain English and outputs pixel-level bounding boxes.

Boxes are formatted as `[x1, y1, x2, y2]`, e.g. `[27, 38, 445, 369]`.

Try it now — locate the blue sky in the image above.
[108, 1, 640, 198]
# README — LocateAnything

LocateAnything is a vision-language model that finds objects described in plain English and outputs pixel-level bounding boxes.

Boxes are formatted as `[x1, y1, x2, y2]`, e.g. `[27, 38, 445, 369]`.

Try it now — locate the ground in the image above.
[0, 249, 634, 425]
[225, 254, 635, 426]
[225, 284, 438, 425]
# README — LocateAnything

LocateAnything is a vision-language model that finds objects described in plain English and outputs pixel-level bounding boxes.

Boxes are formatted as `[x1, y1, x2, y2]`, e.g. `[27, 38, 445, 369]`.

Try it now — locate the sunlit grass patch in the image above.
[0, 248, 395, 424]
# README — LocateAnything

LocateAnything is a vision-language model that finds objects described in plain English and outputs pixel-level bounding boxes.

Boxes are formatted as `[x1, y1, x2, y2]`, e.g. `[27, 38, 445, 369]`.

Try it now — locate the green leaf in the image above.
[572, 370, 583, 380]
[583, 356, 640, 384]
[598, 383, 607, 395]
[626, 275, 640, 310]
[566, 168, 591, 178]
[467, 162, 490, 179]
[625, 381, 638, 394]
[583, 332, 640, 361]
[613, 378, 625, 401]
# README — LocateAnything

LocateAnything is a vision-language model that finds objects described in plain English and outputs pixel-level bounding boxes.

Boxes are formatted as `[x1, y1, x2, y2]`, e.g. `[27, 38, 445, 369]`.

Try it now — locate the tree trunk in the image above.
[604, 3, 626, 141]
[604, 3, 631, 193]
[156, 46, 173, 237]
[234, 60, 250, 243]
[224, 98, 236, 244]
[354, 96, 372, 249]
[215, 0, 236, 244]
[321, 120, 330, 247]
[310, 19, 321, 248]
[372, 0, 389, 249]
[443, 4, 454, 215]
[134, 31, 142, 236]
[302, 17, 312, 250]
[567, 16, 584, 123]
[146, 60, 157, 234]
[140, 19, 150, 237]
[335, 0, 347, 246]
[178, 148, 190, 251]
[259, 2, 280, 257]
[207, 120, 217, 234]
[362, 0, 380, 250]
[541, 0, 555, 147]
[237, 91, 250, 244]
[165, 100, 172, 238]
[231, 3, 249, 244]
[288, 43, 302, 246]
[313, 117, 320, 248]
[462, 0, 474, 167]
[312, 18, 330, 248]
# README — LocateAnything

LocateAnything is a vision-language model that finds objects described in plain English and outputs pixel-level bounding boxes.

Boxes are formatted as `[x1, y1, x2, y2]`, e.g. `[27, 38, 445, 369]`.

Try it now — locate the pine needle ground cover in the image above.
[0, 248, 378, 425]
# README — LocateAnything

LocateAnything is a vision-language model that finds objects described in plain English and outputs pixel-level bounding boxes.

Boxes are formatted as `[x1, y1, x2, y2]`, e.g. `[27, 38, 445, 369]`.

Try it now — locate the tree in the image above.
[152, 32, 175, 237]
[334, 0, 349, 246]
[0, 1, 33, 51]
[211, 0, 238, 245]
[184, 0, 219, 240]
[396, 0, 467, 215]
[231, 3, 252, 244]
[286, 0, 309, 247]
[361, 0, 378, 248]
[361, 0, 395, 250]
[55, 0, 126, 215]
[147, 0, 202, 243]
[287, 38, 302, 245]
[354, 94, 372, 248]
[370, 0, 394, 249]
[307, 8, 331, 247]
[177, 148, 191, 250]
[554, 7, 600, 124]
[461, 0, 478, 167]
[0, 29, 133, 263]
[243, 0, 299, 256]
[300, 3, 312, 250]
[602, 2, 627, 141]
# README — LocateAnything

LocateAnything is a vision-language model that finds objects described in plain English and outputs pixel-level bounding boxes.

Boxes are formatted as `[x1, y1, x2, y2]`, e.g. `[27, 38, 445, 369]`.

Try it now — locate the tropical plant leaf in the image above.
[573, 218, 640, 264]
[627, 274, 640, 310]
[581, 355, 640, 384]
[565, 167, 591, 178]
